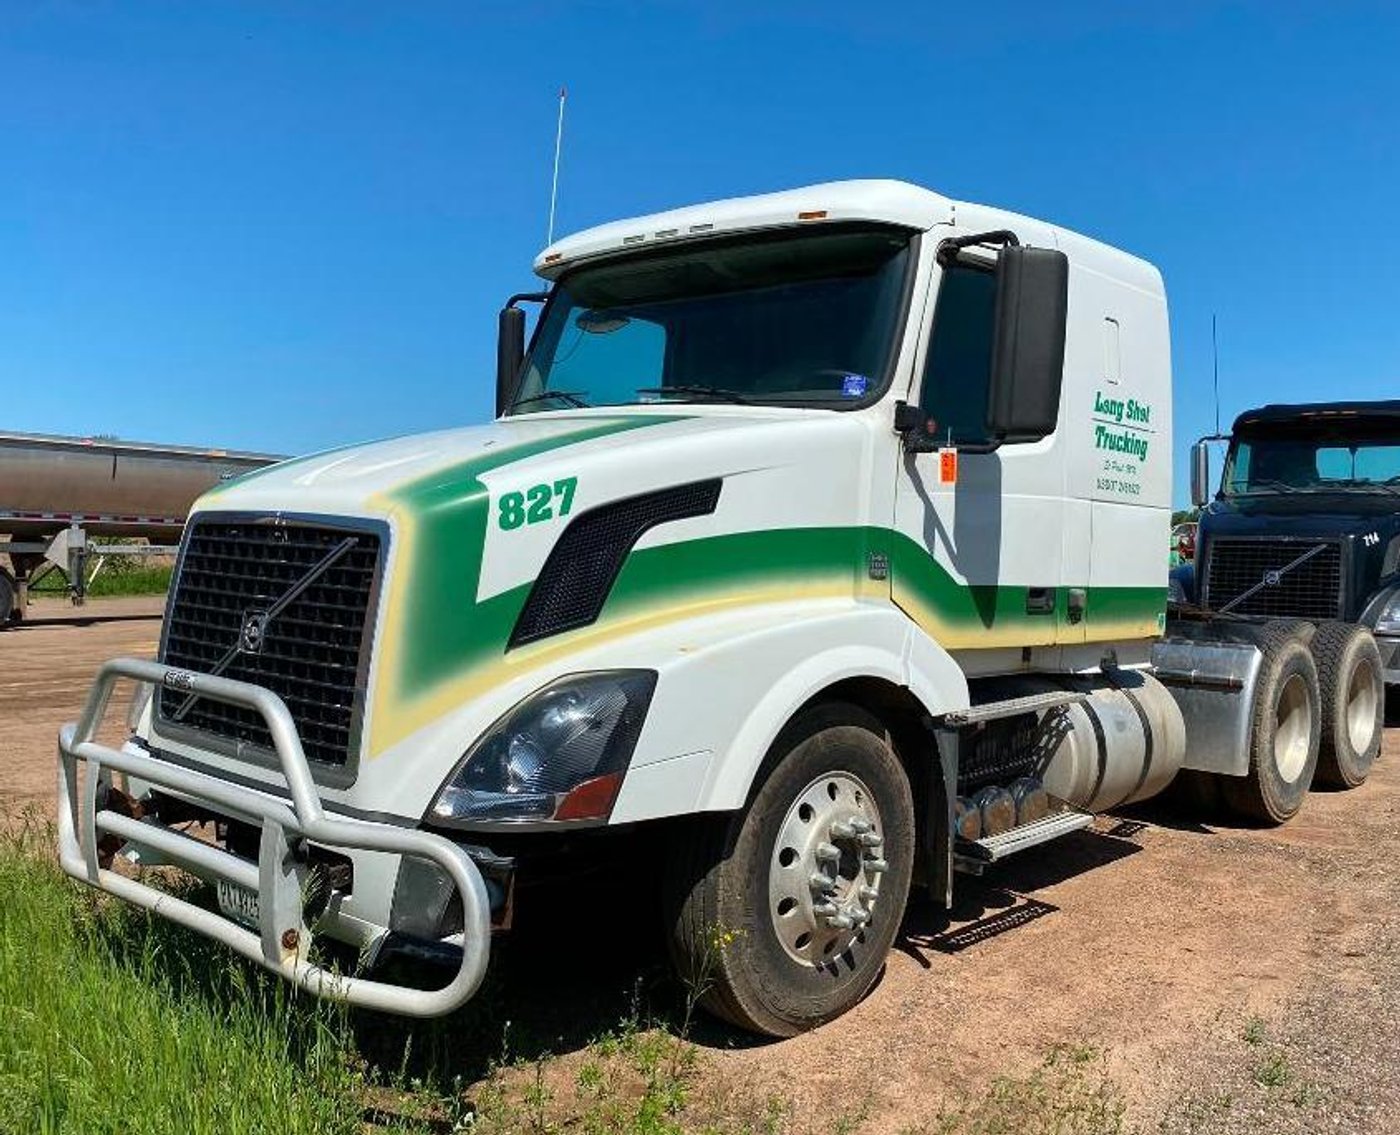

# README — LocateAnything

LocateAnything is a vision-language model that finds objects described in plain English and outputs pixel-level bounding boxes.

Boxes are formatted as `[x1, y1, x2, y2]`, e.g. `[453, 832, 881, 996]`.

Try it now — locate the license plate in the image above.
[217, 879, 260, 929]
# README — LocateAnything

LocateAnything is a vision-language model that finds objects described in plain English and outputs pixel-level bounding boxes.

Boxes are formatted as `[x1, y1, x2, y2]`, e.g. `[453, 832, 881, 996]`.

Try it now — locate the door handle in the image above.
[1025, 587, 1056, 615]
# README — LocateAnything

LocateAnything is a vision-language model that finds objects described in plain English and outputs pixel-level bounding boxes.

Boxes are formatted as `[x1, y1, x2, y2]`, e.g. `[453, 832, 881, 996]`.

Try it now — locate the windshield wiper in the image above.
[511, 390, 590, 410]
[1324, 478, 1400, 496]
[635, 384, 753, 405]
[1225, 478, 1307, 495]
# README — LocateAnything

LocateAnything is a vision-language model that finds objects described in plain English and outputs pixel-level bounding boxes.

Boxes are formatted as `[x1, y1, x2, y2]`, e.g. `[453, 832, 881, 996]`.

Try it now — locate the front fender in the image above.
[608, 600, 967, 823]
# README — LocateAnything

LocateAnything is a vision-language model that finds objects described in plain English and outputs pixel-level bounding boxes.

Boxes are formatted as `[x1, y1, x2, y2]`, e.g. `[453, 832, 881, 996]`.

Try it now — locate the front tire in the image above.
[664, 702, 915, 1037]
[1312, 622, 1383, 789]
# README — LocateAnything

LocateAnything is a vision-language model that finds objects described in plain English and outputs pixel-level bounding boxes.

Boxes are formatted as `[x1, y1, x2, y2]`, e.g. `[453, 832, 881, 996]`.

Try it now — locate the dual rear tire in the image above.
[1220, 621, 1382, 824]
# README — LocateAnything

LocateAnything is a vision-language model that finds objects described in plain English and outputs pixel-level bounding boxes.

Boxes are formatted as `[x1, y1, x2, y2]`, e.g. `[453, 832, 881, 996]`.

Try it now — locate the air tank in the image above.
[0, 431, 281, 540]
[977, 670, 1187, 812]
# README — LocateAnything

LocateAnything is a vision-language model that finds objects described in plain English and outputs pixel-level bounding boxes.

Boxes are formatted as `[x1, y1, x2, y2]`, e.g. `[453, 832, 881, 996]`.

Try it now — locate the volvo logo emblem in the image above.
[1263, 570, 1282, 586]
[239, 610, 270, 654]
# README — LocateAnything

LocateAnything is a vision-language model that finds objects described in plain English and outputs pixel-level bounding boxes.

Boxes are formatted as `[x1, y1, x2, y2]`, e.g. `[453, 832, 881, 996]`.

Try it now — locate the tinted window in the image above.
[918, 264, 997, 445]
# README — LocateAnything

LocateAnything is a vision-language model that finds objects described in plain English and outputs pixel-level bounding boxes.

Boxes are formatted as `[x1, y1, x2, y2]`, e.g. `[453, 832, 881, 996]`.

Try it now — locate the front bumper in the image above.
[57, 657, 492, 1017]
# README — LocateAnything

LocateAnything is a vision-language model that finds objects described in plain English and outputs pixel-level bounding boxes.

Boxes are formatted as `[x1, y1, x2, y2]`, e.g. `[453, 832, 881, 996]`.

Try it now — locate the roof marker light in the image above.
[655, 228, 678, 238]
[689, 223, 714, 233]
[798, 209, 828, 221]
[623, 234, 645, 245]
[544, 252, 563, 264]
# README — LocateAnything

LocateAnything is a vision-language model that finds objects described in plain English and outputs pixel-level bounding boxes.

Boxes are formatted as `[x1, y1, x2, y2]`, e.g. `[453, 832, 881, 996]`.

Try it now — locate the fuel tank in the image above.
[0, 431, 281, 540]
[976, 670, 1187, 812]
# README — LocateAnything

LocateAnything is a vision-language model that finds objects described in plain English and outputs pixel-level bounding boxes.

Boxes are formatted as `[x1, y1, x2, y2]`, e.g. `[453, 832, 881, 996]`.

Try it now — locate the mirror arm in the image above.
[936, 229, 1020, 268]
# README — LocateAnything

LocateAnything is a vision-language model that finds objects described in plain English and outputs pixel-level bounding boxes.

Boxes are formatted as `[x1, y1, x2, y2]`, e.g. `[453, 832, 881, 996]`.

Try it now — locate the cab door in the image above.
[891, 233, 1080, 657]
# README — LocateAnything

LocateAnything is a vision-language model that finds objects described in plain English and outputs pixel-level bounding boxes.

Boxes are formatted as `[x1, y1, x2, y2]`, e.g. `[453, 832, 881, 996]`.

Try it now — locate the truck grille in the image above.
[1203, 537, 1342, 622]
[159, 518, 382, 773]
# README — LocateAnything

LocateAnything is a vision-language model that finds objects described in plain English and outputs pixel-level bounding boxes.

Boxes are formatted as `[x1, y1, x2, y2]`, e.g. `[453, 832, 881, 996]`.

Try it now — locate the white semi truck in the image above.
[56, 180, 1385, 1037]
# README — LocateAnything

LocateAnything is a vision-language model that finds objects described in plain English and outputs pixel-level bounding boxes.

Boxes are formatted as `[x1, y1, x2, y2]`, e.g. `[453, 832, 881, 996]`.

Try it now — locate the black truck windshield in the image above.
[510, 226, 913, 413]
[1223, 432, 1400, 495]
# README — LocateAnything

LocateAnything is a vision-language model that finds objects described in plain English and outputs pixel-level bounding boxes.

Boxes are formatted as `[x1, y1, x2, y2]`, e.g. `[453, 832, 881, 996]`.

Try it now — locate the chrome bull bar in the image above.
[56, 657, 491, 1017]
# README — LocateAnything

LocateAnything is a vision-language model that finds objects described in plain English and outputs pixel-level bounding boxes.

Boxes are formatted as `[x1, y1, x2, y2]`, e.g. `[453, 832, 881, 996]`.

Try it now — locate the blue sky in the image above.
[4, 3, 1397, 504]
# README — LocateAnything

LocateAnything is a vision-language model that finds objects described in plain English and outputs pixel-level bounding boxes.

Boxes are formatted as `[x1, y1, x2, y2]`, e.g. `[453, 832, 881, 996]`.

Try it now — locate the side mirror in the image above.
[496, 306, 526, 418]
[1190, 439, 1211, 507]
[985, 246, 1069, 444]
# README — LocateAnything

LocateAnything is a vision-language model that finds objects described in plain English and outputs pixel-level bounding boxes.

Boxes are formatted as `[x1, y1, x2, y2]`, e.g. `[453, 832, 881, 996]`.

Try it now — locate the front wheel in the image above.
[664, 703, 915, 1037]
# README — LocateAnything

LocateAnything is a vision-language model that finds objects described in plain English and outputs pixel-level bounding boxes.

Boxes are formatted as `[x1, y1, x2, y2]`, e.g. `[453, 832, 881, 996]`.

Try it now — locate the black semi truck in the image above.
[1169, 400, 1400, 809]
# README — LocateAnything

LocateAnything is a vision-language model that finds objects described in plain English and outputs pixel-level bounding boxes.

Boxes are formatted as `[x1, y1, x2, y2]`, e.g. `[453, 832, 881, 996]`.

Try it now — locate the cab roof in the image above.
[1235, 400, 1400, 433]
[534, 178, 1162, 296]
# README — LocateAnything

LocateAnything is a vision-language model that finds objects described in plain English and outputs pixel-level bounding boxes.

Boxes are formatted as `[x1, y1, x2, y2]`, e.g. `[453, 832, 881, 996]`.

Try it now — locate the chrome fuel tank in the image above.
[978, 671, 1187, 812]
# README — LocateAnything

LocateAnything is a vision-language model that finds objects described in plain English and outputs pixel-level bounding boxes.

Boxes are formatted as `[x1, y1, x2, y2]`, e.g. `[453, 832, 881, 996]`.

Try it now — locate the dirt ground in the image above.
[3, 596, 1398, 1133]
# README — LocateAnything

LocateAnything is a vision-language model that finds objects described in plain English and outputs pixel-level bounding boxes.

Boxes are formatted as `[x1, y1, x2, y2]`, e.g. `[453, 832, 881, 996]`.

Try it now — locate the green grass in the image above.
[27, 562, 173, 598]
[83, 564, 174, 597]
[0, 823, 382, 1135]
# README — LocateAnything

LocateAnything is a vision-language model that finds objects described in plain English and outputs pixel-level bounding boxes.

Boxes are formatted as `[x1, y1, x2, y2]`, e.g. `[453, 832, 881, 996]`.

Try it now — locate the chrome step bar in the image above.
[939, 689, 1085, 728]
[955, 808, 1096, 871]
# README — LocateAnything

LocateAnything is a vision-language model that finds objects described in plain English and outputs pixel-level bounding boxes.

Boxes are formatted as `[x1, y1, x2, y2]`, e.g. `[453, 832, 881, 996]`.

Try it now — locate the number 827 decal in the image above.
[497, 477, 578, 530]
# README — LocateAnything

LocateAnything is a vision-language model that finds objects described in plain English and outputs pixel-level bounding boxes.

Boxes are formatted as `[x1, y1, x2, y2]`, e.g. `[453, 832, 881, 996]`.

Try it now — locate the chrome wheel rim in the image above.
[1345, 658, 1380, 757]
[768, 771, 886, 968]
[1273, 673, 1312, 783]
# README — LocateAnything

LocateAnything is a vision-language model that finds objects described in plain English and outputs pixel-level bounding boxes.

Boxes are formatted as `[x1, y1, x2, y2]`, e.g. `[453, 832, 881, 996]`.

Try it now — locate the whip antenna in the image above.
[547, 85, 567, 246]
[1209, 313, 1220, 436]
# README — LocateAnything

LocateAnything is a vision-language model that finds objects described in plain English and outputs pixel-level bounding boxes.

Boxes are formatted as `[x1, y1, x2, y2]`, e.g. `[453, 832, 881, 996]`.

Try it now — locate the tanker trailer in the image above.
[0, 430, 281, 624]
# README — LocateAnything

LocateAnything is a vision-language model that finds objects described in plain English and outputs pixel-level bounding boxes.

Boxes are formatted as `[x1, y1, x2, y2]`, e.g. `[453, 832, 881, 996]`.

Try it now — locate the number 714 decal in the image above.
[498, 477, 578, 530]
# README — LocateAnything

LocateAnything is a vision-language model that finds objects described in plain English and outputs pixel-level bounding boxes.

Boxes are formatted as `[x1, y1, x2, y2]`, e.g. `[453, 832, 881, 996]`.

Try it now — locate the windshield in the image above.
[1222, 431, 1400, 495]
[510, 225, 913, 413]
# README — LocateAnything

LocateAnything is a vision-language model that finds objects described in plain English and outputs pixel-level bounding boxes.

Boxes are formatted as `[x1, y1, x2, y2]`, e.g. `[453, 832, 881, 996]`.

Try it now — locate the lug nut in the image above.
[280, 928, 300, 951]
[812, 901, 838, 917]
[809, 872, 837, 894]
[825, 912, 854, 930]
[848, 907, 870, 926]
[849, 818, 873, 834]
[829, 820, 855, 840]
[859, 885, 880, 903]
[815, 842, 840, 864]
[858, 831, 883, 848]
[864, 858, 889, 875]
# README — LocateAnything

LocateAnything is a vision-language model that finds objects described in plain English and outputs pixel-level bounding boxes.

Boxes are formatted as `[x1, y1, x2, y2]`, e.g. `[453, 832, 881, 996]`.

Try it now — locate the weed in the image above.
[1241, 1016, 1267, 1046]
[1253, 1051, 1291, 1089]
[917, 1044, 1127, 1135]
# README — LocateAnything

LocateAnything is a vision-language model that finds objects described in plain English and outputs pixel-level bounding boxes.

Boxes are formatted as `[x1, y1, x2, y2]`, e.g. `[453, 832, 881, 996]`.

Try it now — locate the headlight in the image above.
[1374, 591, 1400, 636]
[429, 670, 657, 827]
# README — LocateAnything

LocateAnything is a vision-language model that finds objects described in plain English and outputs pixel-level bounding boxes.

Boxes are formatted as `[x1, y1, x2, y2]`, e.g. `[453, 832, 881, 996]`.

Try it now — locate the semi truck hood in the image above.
[188, 408, 878, 758]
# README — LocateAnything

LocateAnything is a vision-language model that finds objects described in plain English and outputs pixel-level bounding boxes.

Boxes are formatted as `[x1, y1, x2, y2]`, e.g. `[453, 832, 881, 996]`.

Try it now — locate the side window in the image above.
[918, 264, 997, 446]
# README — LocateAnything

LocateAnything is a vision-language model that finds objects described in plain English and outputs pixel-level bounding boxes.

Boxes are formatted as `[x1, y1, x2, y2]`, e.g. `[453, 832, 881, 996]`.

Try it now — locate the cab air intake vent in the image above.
[509, 479, 722, 648]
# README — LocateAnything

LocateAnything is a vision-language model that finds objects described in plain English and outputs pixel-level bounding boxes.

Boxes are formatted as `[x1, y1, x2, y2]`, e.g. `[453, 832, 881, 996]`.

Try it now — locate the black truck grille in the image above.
[159, 518, 382, 772]
[1204, 538, 1342, 622]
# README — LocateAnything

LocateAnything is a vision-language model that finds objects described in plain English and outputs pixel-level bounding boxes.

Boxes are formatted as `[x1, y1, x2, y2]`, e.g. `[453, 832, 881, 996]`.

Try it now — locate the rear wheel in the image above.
[0, 570, 16, 627]
[1221, 635, 1320, 824]
[664, 702, 915, 1037]
[1311, 622, 1383, 789]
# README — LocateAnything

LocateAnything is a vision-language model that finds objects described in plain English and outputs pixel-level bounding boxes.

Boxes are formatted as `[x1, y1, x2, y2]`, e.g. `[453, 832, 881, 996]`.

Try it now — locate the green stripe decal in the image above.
[380, 415, 685, 701]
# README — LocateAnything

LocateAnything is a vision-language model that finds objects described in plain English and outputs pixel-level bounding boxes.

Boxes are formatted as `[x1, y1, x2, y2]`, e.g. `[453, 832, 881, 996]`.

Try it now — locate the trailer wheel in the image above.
[0, 569, 16, 627]
[664, 702, 914, 1037]
[1311, 623, 1383, 789]
[1221, 635, 1320, 824]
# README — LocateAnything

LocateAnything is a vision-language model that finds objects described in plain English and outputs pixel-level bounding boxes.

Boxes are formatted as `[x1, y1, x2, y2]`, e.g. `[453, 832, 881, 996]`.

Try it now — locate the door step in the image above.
[954, 808, 1095, 872]
[938, 690, 1084, 728]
